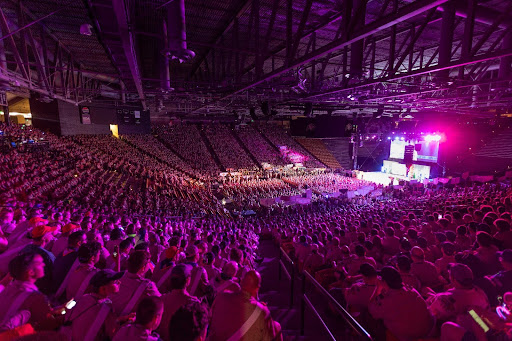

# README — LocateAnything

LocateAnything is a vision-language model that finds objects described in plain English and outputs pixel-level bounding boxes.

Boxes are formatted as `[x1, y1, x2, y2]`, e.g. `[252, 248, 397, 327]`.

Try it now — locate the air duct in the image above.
[163, 0, 195, 63]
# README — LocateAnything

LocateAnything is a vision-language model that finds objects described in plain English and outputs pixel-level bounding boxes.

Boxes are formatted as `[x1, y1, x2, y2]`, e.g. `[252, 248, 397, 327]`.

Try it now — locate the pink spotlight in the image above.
[424, 134, 442, 143]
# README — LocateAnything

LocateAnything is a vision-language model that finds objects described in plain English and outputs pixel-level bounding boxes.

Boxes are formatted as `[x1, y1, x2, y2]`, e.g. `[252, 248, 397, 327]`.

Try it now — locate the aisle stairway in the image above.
[120, 137, 197, 179]
[230, 128, 263, 169]
[257, 240, 358, 340]
[295, 138, 342, 169]
[153, 134, 188, 163]
[197, 124, 226, 171]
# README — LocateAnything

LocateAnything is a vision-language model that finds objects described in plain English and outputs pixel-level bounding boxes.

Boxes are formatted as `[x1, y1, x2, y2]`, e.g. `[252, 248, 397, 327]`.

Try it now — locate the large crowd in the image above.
[1, 122, 512, 341]
[275, 184, 512, 340]
[203, 124, 258, 171]
[235, 125, 284, 167]
[257, 123, 325, 168]
[153, 124, 220, 177]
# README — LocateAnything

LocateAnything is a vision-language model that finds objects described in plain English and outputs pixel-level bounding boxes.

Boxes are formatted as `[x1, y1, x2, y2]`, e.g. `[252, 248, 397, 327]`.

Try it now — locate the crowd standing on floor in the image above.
[0, 123, 512, 340]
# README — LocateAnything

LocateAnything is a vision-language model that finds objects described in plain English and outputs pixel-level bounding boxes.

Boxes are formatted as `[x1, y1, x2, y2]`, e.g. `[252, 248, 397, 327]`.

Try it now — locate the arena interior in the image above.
[1, 0, 512, 340]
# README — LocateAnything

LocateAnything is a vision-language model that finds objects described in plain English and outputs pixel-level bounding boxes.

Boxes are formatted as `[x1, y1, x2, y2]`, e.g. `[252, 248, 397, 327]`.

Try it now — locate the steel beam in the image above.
[253, 0, 261, 78]
[215, 0, 451, 106]
[392, 8, 436, 74]
[438, 1, 455, 79]
[350, 0, 367, 78]
[263, 0, 280, 56]
[459, 0, 476, 79]
[305, 48, 512, 100]
[290, 0, 314, 61]
[499, 30, 512, 79]
[0, 7, 29, 79]
[286, 0, 293, 66]
[188, 0, 252, 78]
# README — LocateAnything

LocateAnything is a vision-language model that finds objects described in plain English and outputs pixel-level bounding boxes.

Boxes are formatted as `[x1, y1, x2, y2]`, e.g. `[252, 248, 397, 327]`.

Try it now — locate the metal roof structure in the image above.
[1, 0, 512, 118]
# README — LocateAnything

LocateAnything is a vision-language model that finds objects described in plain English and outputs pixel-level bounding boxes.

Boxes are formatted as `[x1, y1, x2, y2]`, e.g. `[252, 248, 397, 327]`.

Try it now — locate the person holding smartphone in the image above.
[65, 269, 126, 341]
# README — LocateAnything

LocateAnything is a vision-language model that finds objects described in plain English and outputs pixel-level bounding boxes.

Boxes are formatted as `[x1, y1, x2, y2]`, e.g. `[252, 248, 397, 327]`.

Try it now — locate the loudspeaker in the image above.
[415, 143, 422, 152]
[249, 107, 258, 120]
[404, 144, 414, 163]
[261, 102, 270, 116]
[304, 103, 313, 117]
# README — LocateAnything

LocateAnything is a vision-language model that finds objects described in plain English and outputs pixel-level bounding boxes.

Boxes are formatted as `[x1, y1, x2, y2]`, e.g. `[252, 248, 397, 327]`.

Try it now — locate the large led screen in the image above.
[389, 137, 440, 163]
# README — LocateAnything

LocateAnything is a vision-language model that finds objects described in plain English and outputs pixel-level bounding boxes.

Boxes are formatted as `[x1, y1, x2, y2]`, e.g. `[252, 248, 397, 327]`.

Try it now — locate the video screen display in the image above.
[389, 138, 440, 163]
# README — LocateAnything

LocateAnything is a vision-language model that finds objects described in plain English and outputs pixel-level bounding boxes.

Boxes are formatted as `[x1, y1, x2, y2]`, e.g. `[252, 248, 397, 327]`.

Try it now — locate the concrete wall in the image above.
[58, 100, 112, 135]
[31, 96, 151, 136]
[30, 98, 61, 135]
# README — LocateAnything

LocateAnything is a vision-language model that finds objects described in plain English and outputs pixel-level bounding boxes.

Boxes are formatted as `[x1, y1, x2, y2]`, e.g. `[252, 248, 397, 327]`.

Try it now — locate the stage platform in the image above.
[355, 171, 426, 186]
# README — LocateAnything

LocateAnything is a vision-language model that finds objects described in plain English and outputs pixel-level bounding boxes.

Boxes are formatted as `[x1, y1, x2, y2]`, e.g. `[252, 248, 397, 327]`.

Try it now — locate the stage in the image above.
[355, 170, 426, 186]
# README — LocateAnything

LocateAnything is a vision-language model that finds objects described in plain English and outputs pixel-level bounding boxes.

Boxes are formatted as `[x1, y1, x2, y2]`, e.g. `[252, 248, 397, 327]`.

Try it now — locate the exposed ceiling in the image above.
[1, 0, 512, 119]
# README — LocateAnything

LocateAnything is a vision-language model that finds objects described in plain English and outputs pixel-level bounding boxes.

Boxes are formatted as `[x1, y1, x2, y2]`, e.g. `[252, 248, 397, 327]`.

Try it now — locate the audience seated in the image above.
[203, 124, 257, 170]
[235, 125, 284, 167]
[154, 124, 219, 176]
[2, 123, 512, 340]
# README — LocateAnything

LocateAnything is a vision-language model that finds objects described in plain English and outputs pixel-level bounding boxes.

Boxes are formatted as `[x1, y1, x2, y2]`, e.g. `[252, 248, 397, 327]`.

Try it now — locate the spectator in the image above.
[368, 266, 434, 340]
[209, 270, 282, 341]
[66, 269, 124, 340]
[113, 296, 164, 341]
[396, 255, 420, 290]
[168, 302, 209, 341]
[490, 249, 512, 296]
[183, 245, 209, 298]
[21, 225, 57, 295]
[152, 246, 178, 293]
[211, 261, 240, 294]
[65, 242, 101, 300]
[410, 246, 444, 290]
[158, 264, 199, 341]
[0, 252, 59, 331]
[52, 230, 86, 299]
[111, 251, 161, 315]
[428, 263, 489, 322]
[344, 263, 378, 312]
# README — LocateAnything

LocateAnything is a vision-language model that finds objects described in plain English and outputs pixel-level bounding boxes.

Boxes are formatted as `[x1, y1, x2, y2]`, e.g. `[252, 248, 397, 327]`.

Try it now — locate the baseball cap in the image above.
[90, 270, 124, 288]
[170, 264, 192, 279]
[359, 263, 377, 277]
[498, 249, 512, 263]
[380, 266, 403, 289]
[31, 225, 57, 239]
[62, 223, 80, 234]
[29, 217, 48, 227]
[185, 245, 198, 258]
[449, 263, 473, 285]
[165, 246, 178, 260]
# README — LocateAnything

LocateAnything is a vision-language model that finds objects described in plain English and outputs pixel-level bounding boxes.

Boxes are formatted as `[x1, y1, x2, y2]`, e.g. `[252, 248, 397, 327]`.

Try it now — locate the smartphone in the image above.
[65, 299, 77, 310]
[438, 214, 442, 219]
[113, 245, 119, 258]
[469, 309, 490, 333]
